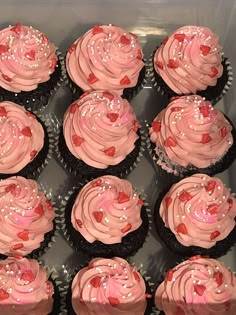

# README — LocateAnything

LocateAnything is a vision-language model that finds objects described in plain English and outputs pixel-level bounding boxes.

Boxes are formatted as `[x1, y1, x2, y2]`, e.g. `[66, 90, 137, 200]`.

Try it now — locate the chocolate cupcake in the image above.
[154, 174, 236, 258]
[150, 25, 232, 104]
[62, 175, 149, 258]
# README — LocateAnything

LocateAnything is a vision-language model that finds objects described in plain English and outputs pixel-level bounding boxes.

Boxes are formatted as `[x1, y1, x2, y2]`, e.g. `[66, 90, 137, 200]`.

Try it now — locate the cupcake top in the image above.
[0, 23, 57, 93]
[66, 24, 144, 94]
[0, 176, 55, 256]
[71, 175, 144, 244]
[0, 101, 44, 174]
[0, 257, 54, 314]
[72, 257, 147, 315]
[154, 25, 223, 94]
[155, 256, 236, 315]
[160, 174, 236, 249]
[149, 95, 233, 169]
[63, 90, 139, 169]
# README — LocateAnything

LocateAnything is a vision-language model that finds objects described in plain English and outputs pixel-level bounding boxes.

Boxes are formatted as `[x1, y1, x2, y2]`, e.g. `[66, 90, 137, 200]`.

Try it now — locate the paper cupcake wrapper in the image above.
[147, 50, 233, 105]
[60, 184, 152, 258]
[54, 122, 146, 180]
[59, 260, 155, 315]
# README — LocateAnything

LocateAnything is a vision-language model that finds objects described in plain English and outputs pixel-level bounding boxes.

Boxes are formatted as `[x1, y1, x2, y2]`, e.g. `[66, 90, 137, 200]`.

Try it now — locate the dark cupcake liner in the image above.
[56, 125, 145, 180]
[148, 48, 233, 105]
[60, 184, 151, 259]
[60, 261, 154, 315]
[0, 51, 66, 112]
[66, 62, 147, 102]
[146, 115, 236, 179]
[153, 187, 236, 259]
[0, 114, 55, 180]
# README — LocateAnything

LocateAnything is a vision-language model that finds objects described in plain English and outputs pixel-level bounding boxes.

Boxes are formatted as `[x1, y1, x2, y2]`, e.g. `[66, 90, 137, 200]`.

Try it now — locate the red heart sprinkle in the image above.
[205, 181, 216, 192]
[107, 113, 119, 122]
[164, 136, 176, 147]
[0, 289, 9, 301]
[170, 96, 180, 101]
[194, 284, 206, 296]
[79, 91, 90, 99]
[0, 106, 7, 116]
[155, 61, 163, 70]
[221, 126, 227, 138]
[167, 59, 179, 69]
[104, 146, 115, 156]
[121, 223, 132, 233]
[174, 307, 185, 315]
[209, 67, 218, 78]
[30, 150, 38, 160]
[200, 45, 211, 56]
[72, 135, 84, 146]
[207, 203, 218, 215]
[21, 270, 35, 282]
[120, 75, 131, 85]
[103, 91, 114, 100]
[118, 192, 130, 203]
[25, 50, 36, 61]
[42, 34, 48, 43]
[214, 272, 223, 286]
[228, 198, 233, 211]
[92, 25, 104, 35]
[210, 230, 220, 240]
[12, 254, 23, 259]
[166, 269, 174, 281]
[93, 211, 103, 223]
[46, 200, 53, 211]
[120, 35, 130, 45]
[35, 203, 44, 216]
[138, 197, 144, 206]
[200, 105, 210, 118]
[152, 121, 161, 132]
[133, 120, 139, 132]
[174, 34, 185, 42]
[162, 37, 169, 45]
[137, 49, 143, 60]
[129, 32, 138, 39]
[108, 297, 120, 306]
[165, 196, 172, 208]
[12, 243, 24, 250]
[90, 276, 101, 288]
[171, 107, 182, 112]
[5, 184, 16, 194]
[87, 73, 99, 84]
[133, 271, 140, 282]
[92, 179, 102, 187]
[68, 44, 76, 54]
[179, 191, 192, 202]
[70, 103, 79, 114]
[26, 112, 36, 119]
[21, 126, 32, 137]
[17, 230, 29, 241]
[76, 219, 83, 228]
[189, 255, 202, 261]
[51, 58, 57, 69]
[145, 293, 152, 299]
[0, 45, 8, 54]
[11, 23, 21, 34]
[2, 74, 12, 82]
[201, 133, 212, 144]
[176, 223, 188, 235]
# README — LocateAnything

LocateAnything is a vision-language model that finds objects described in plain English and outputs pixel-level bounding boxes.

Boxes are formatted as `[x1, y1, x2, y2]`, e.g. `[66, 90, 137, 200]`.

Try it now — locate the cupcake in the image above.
[66, 24, 145, 100]
[0, 101, 49, 179]
[155, 256, 236, 315]
[148, 95, 236, 178]
[70, 257, 151, 315]
[63, 175, 149, 258]
[154, 174, 236, 258]
[151, 25, 232, 104]
[0, 176, 55, 258]
[0, 256, 56, 314]
[0, 23, 63, 111]
[58, 90, 143, 179]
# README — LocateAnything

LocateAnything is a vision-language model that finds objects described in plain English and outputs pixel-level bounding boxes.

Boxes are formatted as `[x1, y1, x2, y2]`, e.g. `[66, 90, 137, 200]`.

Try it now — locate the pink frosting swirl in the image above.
[0, 23, 57, 93]
[66, 25, 144, 94]
[0, 257, 53, 315]
[72, 257, 147, 315]
[63, 91, 139, 169]
[71, 176, 143, 244]
[154, 25, 223, 94]
[160, 174, 236, 248]
[149, 95, 233, 169]
[155, 257, 236, 315]
[0, 176, 55, 256]
[0, 101, 44, 174]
